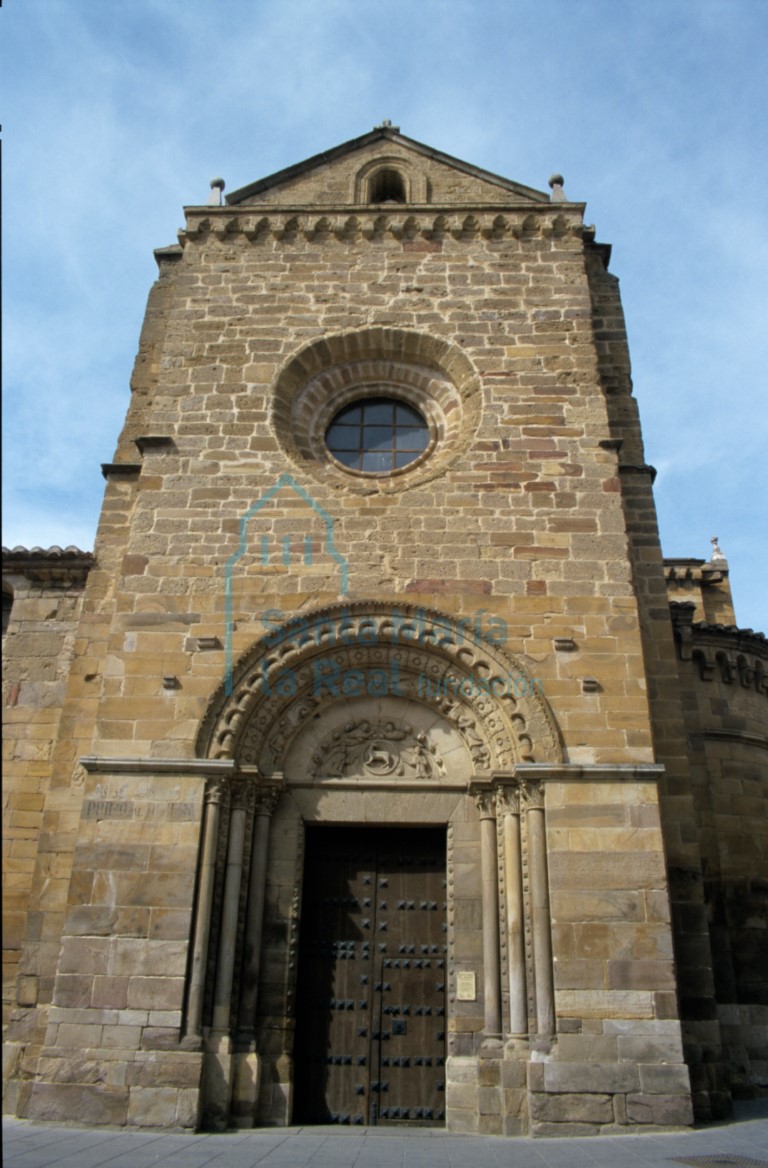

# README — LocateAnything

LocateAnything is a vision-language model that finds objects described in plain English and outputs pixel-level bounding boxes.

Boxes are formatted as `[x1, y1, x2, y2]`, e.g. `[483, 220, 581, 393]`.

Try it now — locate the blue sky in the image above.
[2, 0, 766, 631]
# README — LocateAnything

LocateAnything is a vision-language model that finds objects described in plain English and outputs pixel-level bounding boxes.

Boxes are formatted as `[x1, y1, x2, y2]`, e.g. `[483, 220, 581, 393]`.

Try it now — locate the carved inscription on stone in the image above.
[82, 799, 197, 822]
[83, 800, 133, 821]
[548, 851, 666, 891]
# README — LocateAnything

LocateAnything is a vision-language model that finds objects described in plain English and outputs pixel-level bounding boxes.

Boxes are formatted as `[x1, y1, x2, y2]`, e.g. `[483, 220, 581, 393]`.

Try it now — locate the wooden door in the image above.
[293, 826, 447, 1126]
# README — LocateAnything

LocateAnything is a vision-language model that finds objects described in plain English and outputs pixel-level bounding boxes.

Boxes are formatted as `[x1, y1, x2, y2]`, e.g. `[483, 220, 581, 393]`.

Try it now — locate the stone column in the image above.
[238, 784, 280, 1036]
[212, 779, 251, 1032]
[186, 778, 227, 1041]
[203, 776, 253, 1130]
[497, 782, 527, 1036]
[476, 789, 502, 1041]
[231, 783, 280, 1128]
[525, 780, 555, 1038]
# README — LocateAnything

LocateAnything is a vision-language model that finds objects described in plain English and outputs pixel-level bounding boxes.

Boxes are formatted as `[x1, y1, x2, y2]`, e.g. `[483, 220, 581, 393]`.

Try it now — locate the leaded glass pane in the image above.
[326, 396, 429, 473]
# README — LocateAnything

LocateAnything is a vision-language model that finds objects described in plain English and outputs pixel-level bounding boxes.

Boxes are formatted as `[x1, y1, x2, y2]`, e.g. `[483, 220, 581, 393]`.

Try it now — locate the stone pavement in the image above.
[3, 1103, 768, 1168]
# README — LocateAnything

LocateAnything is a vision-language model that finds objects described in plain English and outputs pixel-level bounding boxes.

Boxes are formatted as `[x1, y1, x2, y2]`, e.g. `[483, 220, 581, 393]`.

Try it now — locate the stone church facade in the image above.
[3, 126, 766, 1136]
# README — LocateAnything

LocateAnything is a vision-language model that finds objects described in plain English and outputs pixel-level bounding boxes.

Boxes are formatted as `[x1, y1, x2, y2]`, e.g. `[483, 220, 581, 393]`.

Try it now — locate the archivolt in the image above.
[269, 326, 482, 492]
[196, 601, 562, 773]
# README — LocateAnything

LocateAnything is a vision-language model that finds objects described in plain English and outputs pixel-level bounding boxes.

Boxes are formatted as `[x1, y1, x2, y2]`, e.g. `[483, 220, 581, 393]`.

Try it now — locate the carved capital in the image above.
[254, 785, 280, 816]
[473, 787, 497, 820]
[205, 776, 230, 807]
[522, 779, 545, 811]
[230, 776, 257, 811]
[495, 781, 522, 815]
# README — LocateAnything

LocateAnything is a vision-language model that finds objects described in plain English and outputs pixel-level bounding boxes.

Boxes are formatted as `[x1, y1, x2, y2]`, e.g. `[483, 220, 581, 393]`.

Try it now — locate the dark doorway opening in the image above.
[293, 826, 447, 1126]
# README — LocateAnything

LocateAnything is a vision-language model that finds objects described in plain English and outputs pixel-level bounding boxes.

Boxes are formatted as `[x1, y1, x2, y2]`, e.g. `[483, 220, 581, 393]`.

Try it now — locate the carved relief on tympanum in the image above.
[311, 719, 446, 781]
[282, 694, 471, 787]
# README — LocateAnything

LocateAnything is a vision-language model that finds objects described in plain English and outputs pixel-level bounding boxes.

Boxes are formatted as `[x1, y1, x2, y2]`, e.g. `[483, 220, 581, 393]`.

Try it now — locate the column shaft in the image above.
[238, 804, 273, 1036]
[186, 790, 222, 1039]
[527, 800, 555, 1037]
[502, 804, 527, 1035]
[212, 803, 248, 1033]
[479, 806, 502, 1038]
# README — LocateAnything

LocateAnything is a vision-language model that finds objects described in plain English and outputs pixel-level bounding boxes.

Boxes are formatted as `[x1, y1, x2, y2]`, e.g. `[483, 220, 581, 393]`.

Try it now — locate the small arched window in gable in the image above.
[368, 168, 407, 205]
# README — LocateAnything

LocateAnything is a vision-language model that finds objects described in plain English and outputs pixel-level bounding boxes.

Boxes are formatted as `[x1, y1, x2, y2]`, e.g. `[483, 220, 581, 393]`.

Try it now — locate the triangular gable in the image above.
[225, 125, 549, 207]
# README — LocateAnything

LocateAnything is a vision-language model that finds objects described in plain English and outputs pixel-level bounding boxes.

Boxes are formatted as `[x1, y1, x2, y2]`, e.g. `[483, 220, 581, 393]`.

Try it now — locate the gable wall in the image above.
[229, 141, 540, 205]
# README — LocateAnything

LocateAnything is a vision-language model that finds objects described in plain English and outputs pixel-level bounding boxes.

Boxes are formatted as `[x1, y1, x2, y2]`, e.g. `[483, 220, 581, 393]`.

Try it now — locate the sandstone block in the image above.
[501, 1061, 526, 1087]
[626, 1092, 694, 1125]
[127, 976, 185, 1011]
[92, 976, 130, 1009]
[531, 1121, 601, 1137]
[128, 1052, 201, 1088]
[639, 1063, 692, 1094]
[446, 1056, 479, 1084]
[554, 989, 654, 1019]
[176, 1087, 201, 1128]
[58, 936, 109, 975]
[478, 1112, 503, 1134]
[111, 939, 188, 977]
[608, 959, 676, 990]
[446, 1082, 478, 1111]
[543, 1062, 640, 1094]
[28, 1082, 128, 1126]
[127, 1086, 180, 1126]
[477, 1084, 502, 1114]
[446, 1108, 478, 1133]
[530, 1091, 613, 1122]
[618, 1033, 684, 1064]
[52, 975, 92, 1008]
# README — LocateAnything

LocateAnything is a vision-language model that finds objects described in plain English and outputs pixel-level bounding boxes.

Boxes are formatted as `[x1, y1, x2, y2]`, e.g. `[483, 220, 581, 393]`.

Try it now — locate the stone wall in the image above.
[225, 135, 545, 207]
[584, 249, 729, 1117]
[665, 559, 736, 626]
[2, 549, 93, 1062]
[671, 606, 768, 1098]
[20, 762, 206, 1127]
[3, 131, 744, 1132]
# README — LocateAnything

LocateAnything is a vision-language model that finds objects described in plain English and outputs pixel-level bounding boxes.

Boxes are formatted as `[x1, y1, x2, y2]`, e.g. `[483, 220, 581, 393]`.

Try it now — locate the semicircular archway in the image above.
[196, 601, 562, 774]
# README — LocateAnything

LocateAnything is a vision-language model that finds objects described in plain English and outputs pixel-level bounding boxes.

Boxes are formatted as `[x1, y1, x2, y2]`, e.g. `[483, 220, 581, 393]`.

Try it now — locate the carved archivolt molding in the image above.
[197, 601, 562, 774]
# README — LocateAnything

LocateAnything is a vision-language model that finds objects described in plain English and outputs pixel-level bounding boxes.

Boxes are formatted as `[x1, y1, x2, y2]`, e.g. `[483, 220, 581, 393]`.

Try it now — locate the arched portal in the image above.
[198, 601, 560, 770]
[192, 603, 562, 1129]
